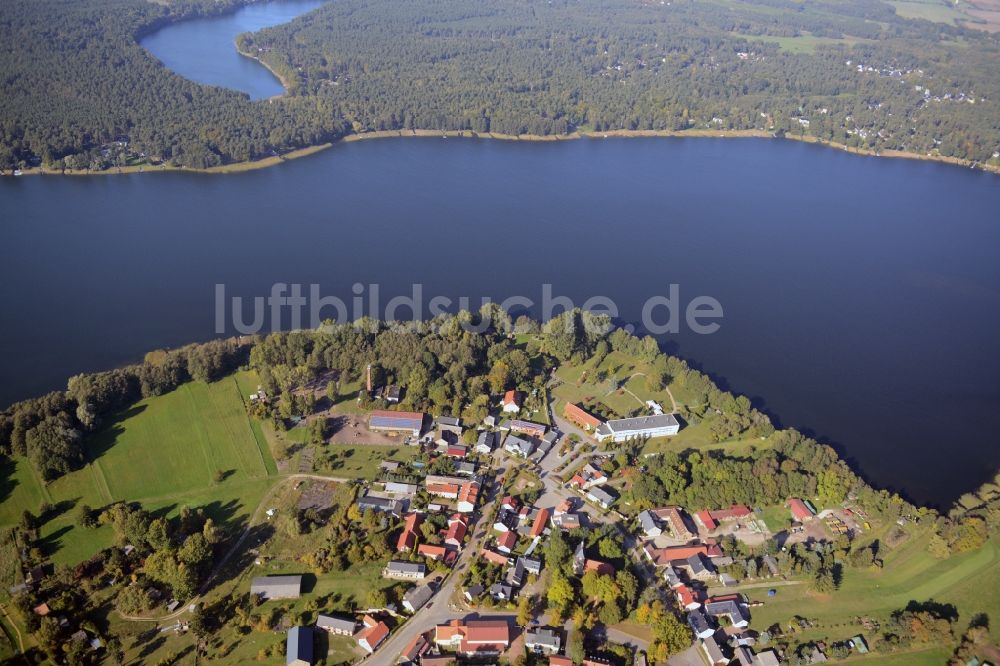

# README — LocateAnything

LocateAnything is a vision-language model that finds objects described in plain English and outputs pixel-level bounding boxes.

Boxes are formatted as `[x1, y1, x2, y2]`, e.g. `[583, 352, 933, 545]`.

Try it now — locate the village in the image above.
[5, 319, 990, 666]
[247, 366, 880, 666]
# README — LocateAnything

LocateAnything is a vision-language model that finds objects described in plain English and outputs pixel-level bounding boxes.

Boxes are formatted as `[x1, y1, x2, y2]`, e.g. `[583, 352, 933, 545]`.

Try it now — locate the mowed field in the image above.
[746, 526, 1000, 645]
[0, 372, 277, 565]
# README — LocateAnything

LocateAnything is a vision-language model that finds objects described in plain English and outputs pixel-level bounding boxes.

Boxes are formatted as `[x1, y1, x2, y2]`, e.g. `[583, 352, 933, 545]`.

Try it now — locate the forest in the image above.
[1, 0, 999, 170]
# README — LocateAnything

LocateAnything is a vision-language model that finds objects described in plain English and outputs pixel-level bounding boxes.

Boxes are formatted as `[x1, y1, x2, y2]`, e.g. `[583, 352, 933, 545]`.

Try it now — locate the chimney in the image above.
[366, 364, 372, 393]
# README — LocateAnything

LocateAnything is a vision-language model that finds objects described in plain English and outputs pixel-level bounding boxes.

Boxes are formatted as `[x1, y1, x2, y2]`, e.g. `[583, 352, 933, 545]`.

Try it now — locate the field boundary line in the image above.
[233, 376, 273, 477]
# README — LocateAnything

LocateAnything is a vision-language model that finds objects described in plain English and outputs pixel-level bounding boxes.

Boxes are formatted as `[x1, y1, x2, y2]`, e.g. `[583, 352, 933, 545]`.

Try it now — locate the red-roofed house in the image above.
[400, 632, 431, 663]
[427, 482, 460, 499]
[481, 548, 509, 566]
[675, 584, 701, 611]
[445, 519, 468, 549]
[357, 620, 390, 653]
[695, 510, 718, 532]
[554, 498, 574, 516]
[397, 513, 422, 552]
[550, 656, 574, 666]
[584, 559, 614, 577]
[643, 543, 717, 567]
[457, 482, 480, 513]
[496, 530, 517, 554]
[435, 619, 511, 656]
[712, 504, 752, 521]
[530, 508, 551, 538]
[787, 498, 815, 522]
[502, 390, 521, 413]
[563, 402, 603, 431]
[501, 496, 519, 512]
[418, 544, 449, 561]
[652, 506, 696, 541]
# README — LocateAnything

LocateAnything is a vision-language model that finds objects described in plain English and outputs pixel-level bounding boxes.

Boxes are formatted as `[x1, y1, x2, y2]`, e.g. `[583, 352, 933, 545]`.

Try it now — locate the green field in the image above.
[890, 0, 967, 24]
[0, 372, 277, 565]
[747, 528, 1000, 645]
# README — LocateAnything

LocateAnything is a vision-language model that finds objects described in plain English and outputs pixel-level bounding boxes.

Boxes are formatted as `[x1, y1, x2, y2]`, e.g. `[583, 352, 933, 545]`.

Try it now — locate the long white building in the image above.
[595, 413, 680, 442]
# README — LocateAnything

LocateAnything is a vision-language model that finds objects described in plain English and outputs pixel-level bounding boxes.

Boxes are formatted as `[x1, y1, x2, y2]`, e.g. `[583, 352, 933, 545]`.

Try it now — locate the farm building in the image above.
[251, 575, 302, 600]
[787, 498, 816, 522]
[286, 626, 313, 666]
[317, 614, 357, 636]
[369, 410, 425, 436]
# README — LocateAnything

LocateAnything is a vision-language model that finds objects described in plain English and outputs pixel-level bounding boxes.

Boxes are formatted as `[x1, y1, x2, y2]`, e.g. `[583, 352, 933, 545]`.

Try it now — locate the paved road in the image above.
[358, 475, 508, 666]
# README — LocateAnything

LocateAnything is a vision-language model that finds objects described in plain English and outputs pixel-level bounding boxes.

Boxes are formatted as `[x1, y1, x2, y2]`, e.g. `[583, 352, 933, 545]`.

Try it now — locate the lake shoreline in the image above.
[8, 128, 999, 177]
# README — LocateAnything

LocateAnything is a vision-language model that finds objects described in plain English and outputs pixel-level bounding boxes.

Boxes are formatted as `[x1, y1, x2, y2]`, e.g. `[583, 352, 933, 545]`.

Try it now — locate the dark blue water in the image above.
[140, 0, 324, 99]
[1, 137, 999, 508]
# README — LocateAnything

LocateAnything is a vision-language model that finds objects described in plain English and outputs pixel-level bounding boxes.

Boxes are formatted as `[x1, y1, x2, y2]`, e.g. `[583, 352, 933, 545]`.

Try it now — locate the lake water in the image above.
[140, 0, 324, 99]
[2, 137, 999, 508]
[4, 0, 1000, 507]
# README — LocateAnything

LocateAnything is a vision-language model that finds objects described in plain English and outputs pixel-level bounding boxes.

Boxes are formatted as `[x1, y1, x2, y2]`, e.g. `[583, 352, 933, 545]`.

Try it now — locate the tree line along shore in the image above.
[2, 0, 1000, 175]
[8, 129, 1000, 178]
[0, 311, 997, 664]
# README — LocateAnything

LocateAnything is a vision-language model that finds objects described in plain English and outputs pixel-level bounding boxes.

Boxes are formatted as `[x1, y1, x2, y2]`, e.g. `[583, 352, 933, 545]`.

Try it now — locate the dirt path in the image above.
[0, 603, 28, 665]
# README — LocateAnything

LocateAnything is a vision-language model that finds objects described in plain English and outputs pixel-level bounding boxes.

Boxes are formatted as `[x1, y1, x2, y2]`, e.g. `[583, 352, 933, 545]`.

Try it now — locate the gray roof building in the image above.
[316, 614, 357, 635]
[520, 556, 542, 575]
[700, 635, 726, 665]
[286, 625, 313, 666]
[586, 486, 617, 508]
[595, 413, 680, 442]
[403, 584, 434, 613]
[357, 494, 401, 515]
[490, 583, 514, 600]
[525, 627, 562, 654]
[638, 510, 662, 536]
[382, 561, 426, 579]
[475, 430, 497, 453]
[251, 575, 303, 600]
[705, 599, 749, 627]
[687, 609, 715, 639]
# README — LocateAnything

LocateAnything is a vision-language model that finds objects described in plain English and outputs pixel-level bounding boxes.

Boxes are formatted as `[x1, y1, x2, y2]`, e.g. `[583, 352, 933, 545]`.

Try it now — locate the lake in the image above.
[2, 136, 999, 508]
[140, 0, 324, 100]
[4, 0, 1000, 507]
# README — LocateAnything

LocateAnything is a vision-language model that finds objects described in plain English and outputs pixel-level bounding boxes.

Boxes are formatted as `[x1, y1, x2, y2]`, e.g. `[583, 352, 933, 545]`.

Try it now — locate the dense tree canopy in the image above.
[2, 0, 999, 171]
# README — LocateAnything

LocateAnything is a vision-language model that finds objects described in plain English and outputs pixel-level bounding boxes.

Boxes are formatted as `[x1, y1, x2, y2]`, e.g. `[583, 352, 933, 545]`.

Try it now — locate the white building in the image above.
[595, 413, 680, 443]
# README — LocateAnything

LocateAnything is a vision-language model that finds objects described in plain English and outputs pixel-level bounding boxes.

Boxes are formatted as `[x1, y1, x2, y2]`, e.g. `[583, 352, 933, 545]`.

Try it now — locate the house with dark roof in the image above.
[475, 430, 498, 454]
[286, 626, 314, 666]
[251, 575, 303, 601]
[705, 596, 749, 628]
[586, 486, 616, 509]
[490, 582, 515, 601]
[357, 494, 401, 516]
[525, 627, 562, 654]
[687, 609, 715, 639]
[403, 584, 434, 613]
[700, 635, 728, 665]
[504, 434, 536, 458]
